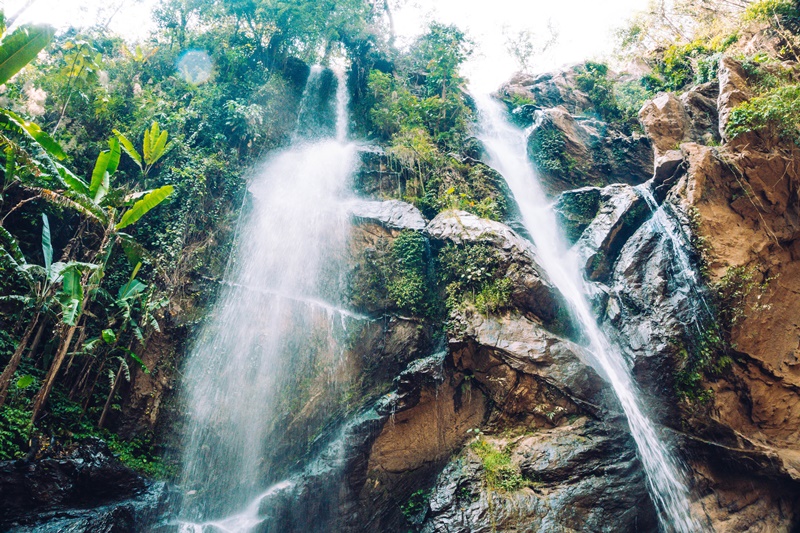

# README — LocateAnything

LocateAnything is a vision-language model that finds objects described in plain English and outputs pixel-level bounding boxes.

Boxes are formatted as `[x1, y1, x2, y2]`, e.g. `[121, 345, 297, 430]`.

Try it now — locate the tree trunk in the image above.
[0, 313, 39, 408]
[98, 362, 123, 429]
[30, 323, 77, 422]
[27, 316, 47, 360]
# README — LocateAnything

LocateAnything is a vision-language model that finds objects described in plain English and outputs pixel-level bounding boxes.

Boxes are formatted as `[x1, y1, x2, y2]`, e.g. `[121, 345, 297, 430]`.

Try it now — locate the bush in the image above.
[470, 439, 527, 492]
[0, 406, 30, 460]
[726, 85, 800, 143]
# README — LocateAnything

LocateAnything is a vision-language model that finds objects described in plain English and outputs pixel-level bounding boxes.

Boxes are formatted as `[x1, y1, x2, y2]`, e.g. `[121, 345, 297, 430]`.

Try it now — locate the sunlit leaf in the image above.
[0, 24, 54, 86]
[115, 185, 174, 230]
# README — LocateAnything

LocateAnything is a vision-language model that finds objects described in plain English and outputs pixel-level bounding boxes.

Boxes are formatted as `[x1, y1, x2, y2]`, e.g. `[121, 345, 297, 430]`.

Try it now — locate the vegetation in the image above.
[437, 242, 512, 316]
[359, 23, 510, 222]
[470, 438, 527, 493]
[727, 84, 800, 142]
[0, 0, 387, 470]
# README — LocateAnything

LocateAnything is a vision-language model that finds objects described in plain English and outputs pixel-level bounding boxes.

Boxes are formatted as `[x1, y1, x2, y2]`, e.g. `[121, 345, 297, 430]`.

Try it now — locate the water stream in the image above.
[636, 184, 714, 331]
[473, 93, 699, 532]
[177, 67, 356, 531]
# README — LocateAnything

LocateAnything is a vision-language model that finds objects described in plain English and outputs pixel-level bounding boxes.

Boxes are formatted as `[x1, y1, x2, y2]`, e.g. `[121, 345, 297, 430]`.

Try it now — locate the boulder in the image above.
[572, 184, 650, 282]
[528, 107, 652, 195]
[419, 418, 658, 533]
[717, 56, 751, 142]
[639, 92, 691, 158]
[426, 210, 566, 324]
[349, 199, 427, 231]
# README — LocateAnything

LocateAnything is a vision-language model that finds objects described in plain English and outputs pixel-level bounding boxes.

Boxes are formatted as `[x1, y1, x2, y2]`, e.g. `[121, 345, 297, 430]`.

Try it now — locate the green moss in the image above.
[528, 126, 575, 178]
[470, 438, 527, 493]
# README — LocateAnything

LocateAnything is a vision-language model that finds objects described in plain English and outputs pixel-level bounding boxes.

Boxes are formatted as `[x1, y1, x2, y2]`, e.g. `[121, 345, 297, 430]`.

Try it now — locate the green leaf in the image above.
[0, 226, 25, 265]
[0, 24, 55, 86]
[101, 328, 116, 344]
[112, 129, 142, 169]
[115, 185, 174, 230]
[41, 213, 52, 272]
[15, 375, 34, 389]
[0, 109, 66, 160]
[143, 122, 158, 164]
[121, 347, 149, 374]
[57, 265, 84, 325]
[57, 164, 90, 195]
[90, 151, 112, 204]
[4, 145, 14, 184]
[118, 279, 146, 300]
[147, 130, 169, 166]
[106, 137, 121, 175]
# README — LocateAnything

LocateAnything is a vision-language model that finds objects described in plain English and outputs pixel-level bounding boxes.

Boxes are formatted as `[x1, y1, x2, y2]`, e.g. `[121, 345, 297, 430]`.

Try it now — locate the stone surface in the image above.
[349, 199, 427, 231]
[527, 107, 653, 194]
[426, 210, 566, 325]
[639, 92, 691, 158]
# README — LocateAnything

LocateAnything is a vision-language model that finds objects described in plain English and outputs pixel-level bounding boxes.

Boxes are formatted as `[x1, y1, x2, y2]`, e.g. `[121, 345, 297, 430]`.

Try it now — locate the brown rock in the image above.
[639, 92, 691, 158]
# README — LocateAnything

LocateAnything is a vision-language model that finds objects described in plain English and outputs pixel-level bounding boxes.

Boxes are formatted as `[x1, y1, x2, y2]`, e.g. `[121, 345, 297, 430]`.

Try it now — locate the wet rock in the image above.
[0, 440, 179, 533]
[426, 210, 566, 325]
[652, 149, 686, 199]
[451, 310, 613, 416]
[353, 147, 404, 198]
[572, 184, 650, 282]
[0, 438, 146, 527]
[554, 187, 602, 244]
[350, 199, 427, 231]
[528, 107, 652, 195]
[419, 418, 658, 533]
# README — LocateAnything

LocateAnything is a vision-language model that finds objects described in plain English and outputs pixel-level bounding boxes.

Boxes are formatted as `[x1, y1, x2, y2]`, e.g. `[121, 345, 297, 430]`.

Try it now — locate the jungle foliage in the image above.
[0, 0, 385, 471]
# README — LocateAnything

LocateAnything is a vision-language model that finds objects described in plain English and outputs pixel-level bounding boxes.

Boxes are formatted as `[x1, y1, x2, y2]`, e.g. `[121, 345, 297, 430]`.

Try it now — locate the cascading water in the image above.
[473, 93, 699, 532]
[636, 184, 714, 331]
[176, 66, 357, 531]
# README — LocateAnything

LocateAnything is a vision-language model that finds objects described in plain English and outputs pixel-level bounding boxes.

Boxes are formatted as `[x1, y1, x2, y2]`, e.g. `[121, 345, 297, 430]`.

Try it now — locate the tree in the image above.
[28, 128, 174, 422]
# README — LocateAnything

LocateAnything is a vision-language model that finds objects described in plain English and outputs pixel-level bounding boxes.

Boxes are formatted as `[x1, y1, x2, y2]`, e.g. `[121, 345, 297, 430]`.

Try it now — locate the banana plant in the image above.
[96, 263, 157, 428]
[0, 214, 97, 407]
[0, 24, 64, 203]
[114, 122, 172, 179]
[29, 134, 174, 422]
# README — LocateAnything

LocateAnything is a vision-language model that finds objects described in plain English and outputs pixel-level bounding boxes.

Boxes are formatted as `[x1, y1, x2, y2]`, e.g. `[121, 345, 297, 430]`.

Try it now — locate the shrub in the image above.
[470, 439, 527, 492]
[726, 85, 800, 143]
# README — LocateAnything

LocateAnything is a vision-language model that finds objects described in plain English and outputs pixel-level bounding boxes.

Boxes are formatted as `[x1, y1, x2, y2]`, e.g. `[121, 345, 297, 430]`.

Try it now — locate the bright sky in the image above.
[3, 0, 650, 89]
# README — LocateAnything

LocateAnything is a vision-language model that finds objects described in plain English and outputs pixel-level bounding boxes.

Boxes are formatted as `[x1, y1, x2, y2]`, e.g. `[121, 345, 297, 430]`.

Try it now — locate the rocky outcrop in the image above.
[426, 210, 566, 325]
[0, 438, 175, 532]
[420, 418, 657, 533]
[640, 84, 721, 160]
[527, 107, 652, 195]
[349, 199, 427, 231]
[499, 65, 595, 116]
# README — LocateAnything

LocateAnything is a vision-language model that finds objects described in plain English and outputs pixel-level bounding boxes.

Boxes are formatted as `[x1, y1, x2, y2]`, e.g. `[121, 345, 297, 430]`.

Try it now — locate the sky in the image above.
[3, 0, 651, 89]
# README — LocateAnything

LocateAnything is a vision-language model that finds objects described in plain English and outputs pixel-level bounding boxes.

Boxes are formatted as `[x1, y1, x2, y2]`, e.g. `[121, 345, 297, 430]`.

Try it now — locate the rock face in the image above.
[527, 106, 652, 195]
[0, 438, 175, 532]
[426, 210, 567, 325]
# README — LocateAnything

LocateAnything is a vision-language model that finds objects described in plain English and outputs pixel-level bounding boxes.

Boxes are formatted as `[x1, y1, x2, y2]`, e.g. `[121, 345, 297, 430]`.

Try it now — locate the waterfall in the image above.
[177, 67, 356, 531]
[473, 93, 699, 532]
[636, 184, 714, 332]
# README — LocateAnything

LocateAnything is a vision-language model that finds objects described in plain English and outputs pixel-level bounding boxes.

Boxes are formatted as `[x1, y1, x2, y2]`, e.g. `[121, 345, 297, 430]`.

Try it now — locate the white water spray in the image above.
[177, 68, 355, 530]
[474, 93, 699, 532]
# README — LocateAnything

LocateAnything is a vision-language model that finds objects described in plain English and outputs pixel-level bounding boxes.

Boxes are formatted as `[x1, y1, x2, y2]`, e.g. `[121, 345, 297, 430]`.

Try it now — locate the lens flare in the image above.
[176, 50, 213, 85]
